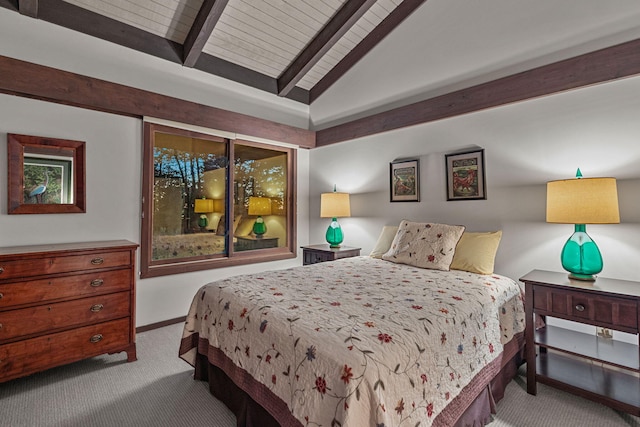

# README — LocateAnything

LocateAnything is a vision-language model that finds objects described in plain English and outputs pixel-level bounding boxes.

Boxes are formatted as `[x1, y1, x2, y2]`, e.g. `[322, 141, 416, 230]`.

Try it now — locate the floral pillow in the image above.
[382, 220, 465, 270]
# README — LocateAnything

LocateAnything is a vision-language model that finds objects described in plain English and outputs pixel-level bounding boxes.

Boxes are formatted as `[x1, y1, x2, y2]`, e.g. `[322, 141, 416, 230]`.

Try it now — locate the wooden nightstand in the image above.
[301, 244, 361, 265]
[520, 269, 640, 416]
[235, 235, 279, 251]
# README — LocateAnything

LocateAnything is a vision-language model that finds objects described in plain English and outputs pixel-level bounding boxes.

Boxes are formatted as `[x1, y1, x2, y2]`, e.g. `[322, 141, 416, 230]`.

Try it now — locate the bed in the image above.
[179, 221, 525, 427]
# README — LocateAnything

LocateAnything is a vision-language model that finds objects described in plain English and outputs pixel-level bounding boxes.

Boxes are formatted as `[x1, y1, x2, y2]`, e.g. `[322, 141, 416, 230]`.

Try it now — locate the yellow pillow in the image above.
[450, 231, 502, 275]
[235, 218, 254, 237]
[369, 225, 399, 258]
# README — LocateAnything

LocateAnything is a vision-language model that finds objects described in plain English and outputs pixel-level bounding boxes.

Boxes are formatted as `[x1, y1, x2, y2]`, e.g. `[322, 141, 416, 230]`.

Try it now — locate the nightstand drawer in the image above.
[533, 284, 638, 333]
[301, 245, 361, 265]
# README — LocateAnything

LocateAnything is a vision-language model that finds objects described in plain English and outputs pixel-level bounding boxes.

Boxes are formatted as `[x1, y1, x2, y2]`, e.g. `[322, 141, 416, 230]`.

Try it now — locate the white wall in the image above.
[0, 9, 311, 328]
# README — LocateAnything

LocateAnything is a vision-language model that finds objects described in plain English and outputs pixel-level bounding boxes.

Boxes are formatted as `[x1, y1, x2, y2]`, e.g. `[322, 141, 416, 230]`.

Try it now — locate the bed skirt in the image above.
[188, 332, 525, 427]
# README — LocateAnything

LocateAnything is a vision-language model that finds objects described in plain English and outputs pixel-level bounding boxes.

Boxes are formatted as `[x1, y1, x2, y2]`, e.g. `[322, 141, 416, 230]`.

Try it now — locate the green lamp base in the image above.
[561, 224, 602, 281]
[253, 216, 266, 238]
[325, 218, 344, 248]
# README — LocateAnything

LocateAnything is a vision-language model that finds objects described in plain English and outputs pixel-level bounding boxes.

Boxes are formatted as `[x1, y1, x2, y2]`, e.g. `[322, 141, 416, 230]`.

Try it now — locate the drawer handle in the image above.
[91, 257, 104, 265]
[0, 267, 4, 274]
[0, 293, 3, 299]
[90, 279, 104, 287]
[90, 304, 104, 313]
[90, 334, 103, 343]
[575, 304, 586, 312]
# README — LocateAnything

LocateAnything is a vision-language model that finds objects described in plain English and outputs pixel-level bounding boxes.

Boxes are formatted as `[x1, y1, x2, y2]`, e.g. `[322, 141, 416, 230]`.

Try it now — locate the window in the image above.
[140, 122, 296, 278]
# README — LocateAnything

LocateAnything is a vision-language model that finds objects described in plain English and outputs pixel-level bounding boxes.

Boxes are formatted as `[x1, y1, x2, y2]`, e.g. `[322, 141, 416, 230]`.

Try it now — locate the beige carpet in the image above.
[0, 323, 637, 426]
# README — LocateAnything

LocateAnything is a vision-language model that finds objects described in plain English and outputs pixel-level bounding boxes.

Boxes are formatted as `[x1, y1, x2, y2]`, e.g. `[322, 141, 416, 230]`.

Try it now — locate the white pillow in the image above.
[382, 220, 465, 271]
[369, 225, 399, 258]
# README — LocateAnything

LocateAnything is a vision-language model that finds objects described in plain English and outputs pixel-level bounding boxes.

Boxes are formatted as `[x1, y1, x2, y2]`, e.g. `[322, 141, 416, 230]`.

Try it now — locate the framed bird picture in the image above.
[7, 133, 86, 214]
[445, 149, 486, 201]
[23, 158, 71, 204]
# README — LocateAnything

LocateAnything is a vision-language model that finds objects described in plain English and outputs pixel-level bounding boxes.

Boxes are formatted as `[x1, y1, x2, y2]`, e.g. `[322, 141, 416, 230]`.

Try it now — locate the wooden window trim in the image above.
[140, 122, 297, 279]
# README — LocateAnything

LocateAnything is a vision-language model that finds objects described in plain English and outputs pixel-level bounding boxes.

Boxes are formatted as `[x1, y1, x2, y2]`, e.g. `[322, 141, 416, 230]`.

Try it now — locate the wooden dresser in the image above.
[0, 240, 138, 383]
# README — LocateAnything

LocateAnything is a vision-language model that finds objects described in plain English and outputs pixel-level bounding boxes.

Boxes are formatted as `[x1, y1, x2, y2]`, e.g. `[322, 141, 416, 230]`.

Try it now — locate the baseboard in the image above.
[136, 316, 186, 333]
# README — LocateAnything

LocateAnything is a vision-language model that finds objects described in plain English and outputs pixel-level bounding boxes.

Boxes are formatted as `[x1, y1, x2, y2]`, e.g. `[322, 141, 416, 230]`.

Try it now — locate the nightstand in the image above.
[301, 244, 361, 265]
[235, 235, 279, 251]
[520, 269, 640, 416]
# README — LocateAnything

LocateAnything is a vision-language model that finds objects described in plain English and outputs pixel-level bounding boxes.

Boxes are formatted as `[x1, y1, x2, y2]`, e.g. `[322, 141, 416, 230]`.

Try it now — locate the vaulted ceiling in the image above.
[2, 0, 640, 151]
[0, 0, 425, 104]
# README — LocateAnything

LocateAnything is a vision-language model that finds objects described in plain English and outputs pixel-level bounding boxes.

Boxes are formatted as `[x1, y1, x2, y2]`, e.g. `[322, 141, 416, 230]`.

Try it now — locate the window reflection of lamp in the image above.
[194, 198, 214, 232]
[546, 169, 620, 281]
[248, 196, 271, 238]
[320, 186, 351, 248]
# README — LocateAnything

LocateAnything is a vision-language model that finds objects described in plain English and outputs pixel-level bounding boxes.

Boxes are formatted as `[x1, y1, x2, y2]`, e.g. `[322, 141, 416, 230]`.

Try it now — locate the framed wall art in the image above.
[390, 159, 420, 202]
[445, 149, 486, 201]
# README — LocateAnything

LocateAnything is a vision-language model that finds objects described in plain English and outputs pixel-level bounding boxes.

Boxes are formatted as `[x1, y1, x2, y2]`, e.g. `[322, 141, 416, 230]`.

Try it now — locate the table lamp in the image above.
[320, 186, 351, 248]
[248, 196, 271, 238]
[546, 169, 619, 281]
[194, 198, 214, 231]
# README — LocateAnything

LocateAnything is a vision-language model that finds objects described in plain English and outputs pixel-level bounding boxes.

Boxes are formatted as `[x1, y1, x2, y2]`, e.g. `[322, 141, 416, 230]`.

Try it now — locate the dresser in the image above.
[301, 244, 361, 265]
[0, 240, 138, 383]
[520, 269, 640, 416]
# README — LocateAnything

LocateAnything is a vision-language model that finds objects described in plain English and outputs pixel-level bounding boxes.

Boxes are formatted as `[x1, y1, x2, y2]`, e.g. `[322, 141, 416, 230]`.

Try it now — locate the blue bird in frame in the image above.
[29, 170, 49, 203]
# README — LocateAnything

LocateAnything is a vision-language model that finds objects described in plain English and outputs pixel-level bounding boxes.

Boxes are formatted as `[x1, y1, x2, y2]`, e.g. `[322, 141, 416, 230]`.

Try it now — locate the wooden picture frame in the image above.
[8, 134, 86, 214]
[390, 159, 420, 202]
[445, 149, 486, 201]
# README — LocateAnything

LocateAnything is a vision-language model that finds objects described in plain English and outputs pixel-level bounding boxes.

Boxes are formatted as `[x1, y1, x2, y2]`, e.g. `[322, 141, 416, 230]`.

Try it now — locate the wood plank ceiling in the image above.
[0, 0, 426, 104]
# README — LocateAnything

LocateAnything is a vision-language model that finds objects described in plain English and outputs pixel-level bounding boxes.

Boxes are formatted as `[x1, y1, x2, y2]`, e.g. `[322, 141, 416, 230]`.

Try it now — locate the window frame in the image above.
[140, 122, 297, 278]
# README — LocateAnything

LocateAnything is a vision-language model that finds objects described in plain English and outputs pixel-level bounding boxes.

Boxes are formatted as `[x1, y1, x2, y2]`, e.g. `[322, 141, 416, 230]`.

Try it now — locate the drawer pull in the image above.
[91, 257, 104, 265]
[91, 304, 104, 313]
[90, 334, 103, 343]
[0, 267, 4, 274]
[90, 304, 104, 313]
[90, 279, 104, 287]
[0, 293, 3, 299]
[575, 304, 586, 312]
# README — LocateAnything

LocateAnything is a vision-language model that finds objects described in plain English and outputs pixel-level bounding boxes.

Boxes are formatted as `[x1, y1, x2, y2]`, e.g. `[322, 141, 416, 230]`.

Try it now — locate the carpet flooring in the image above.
[0, 322, 638, 427]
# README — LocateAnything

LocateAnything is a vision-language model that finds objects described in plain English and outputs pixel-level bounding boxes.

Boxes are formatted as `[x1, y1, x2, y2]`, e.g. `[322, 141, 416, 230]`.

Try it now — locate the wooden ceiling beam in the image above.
[277, 0, 377, 97]
[310, 0, 427, 103]
[316, 37, 640, 146]
[0, 55, 316, 148]
[183, 0, 229, 67]
[18, 0, 37, 17]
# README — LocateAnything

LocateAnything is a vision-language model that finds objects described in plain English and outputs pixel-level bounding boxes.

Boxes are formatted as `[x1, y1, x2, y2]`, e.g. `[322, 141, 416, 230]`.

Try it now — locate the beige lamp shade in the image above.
[194, 198, 214, 213]
[321, 192, 351, 218]
[248, 196, 272, 216]
[546, 177, 620, 224]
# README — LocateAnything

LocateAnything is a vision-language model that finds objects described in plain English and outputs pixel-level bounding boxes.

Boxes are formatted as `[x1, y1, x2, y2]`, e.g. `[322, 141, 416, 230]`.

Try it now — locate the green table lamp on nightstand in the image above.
[546, 169, 620, 281]
[248, 196, 271, 238]
[320, 186, 351, 248]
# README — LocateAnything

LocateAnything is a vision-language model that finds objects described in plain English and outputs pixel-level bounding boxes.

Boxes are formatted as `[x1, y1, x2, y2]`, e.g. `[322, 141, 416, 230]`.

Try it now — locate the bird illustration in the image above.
[29, 170, 49, 203]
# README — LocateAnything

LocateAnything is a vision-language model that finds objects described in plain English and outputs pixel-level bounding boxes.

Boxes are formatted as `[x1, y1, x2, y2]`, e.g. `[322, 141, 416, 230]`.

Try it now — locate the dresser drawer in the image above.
[533, 285, 638, 333]
[0, 251, 131, 281]
[0, 292, 130, 342]
[0, 269, 131, 309]
[0, 317, 130, 382]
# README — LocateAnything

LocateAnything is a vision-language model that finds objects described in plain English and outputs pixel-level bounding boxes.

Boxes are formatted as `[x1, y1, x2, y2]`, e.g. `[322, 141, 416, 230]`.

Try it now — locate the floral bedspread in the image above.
[180, 257, 525, 427]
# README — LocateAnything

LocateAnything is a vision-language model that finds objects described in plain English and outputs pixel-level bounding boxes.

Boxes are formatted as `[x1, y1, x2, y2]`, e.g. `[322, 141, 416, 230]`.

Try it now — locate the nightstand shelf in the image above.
[301, 244, 361, 265]
[521, 269, 640, 416]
